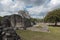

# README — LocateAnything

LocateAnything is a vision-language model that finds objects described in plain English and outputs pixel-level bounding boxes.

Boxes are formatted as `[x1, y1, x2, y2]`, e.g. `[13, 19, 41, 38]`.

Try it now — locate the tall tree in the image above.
[44, 9, 60, 26]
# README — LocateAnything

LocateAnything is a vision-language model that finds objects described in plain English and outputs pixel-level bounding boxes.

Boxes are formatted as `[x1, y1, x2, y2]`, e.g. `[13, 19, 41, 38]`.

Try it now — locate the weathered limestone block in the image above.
[0, 16, 21, 40]
[3, 27, 21, 40]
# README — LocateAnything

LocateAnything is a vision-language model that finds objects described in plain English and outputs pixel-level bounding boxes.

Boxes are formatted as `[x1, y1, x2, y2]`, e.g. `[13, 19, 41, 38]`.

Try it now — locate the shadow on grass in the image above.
[48, 25, 60, 27]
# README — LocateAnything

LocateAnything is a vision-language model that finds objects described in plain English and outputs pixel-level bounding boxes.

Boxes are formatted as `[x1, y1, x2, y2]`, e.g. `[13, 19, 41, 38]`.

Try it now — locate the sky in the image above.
[0, 0, 60, 19]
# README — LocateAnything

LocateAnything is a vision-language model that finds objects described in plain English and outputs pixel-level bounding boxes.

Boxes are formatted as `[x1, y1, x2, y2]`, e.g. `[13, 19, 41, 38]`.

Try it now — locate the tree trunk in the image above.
[55, 21, 57, 26]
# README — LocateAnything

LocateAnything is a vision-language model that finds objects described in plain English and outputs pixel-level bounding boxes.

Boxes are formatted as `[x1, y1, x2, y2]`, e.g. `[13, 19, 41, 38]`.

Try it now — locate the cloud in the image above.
[18, 0, 47, 6]
[27, 0, 60, 18]
[0, 12, 13, 16]
[0, 0, 60, 19]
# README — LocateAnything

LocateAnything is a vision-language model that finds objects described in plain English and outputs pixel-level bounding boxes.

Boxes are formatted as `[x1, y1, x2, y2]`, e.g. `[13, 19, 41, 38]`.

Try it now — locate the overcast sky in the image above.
[0, 0, 60, 18]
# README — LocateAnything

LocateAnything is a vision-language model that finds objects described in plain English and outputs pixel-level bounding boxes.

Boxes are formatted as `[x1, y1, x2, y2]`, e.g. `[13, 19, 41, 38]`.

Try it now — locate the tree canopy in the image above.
[44, 9, 60, 25]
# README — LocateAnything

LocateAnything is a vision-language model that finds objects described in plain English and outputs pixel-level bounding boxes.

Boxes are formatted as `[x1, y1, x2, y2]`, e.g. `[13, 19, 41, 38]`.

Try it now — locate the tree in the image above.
[0, 16, 3, 21]
[44, 9, 60, 26]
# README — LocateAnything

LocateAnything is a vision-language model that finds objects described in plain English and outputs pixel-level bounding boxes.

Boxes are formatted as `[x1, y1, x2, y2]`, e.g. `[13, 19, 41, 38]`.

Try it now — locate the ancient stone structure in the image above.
[0, 10, 36, 40]
[9, 14, 23, 29]
[18, 10, 32, 30]
[3, 27, 21, 40]
[0, 26, 3, 40]
[0, 17, 21, 40]
[1, 10, 34, 30]
[1, 10, 33, 30]
[9, 14, 32, 30]
[1, 16, 11, 27]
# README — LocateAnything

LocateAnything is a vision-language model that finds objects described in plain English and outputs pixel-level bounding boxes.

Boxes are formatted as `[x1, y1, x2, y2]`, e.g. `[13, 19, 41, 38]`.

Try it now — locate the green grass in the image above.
[49, 26, 60, 34]
[16, 26, 60, 40]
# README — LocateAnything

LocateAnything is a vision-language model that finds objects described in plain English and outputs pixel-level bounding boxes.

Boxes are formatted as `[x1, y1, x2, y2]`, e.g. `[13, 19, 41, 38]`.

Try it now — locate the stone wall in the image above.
[1, 14, 32, 30]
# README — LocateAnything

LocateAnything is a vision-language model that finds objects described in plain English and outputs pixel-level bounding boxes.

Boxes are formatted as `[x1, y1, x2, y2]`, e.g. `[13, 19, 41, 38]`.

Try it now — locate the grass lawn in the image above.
[16, 26, 60, 40]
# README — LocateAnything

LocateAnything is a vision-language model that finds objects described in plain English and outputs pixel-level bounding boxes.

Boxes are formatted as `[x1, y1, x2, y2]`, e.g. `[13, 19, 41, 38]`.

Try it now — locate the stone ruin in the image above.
[0, 10, 36, 40]
[0, 16, 21, 40]
[1, 10, 35, 30]
[2, 14, 32, 30]
[3, 27, 21, 40]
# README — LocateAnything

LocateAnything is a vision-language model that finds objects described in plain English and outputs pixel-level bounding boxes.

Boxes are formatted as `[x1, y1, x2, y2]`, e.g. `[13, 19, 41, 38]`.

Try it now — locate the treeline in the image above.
[44, 8, 60, 26]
